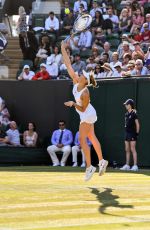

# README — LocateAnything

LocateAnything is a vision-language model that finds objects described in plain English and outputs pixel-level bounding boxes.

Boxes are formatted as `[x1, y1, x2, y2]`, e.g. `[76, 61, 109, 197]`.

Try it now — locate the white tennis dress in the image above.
[72, 83, 97, 124]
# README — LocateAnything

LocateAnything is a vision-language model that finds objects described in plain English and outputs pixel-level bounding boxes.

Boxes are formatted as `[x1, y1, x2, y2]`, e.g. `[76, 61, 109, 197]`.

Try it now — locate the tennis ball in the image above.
[65, 8, 70, 14]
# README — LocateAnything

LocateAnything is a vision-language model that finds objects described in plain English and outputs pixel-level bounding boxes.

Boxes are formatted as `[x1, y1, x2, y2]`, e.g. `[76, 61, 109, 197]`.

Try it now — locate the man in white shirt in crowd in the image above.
[46, 57, 58, 79]
[73, 0, 87, 13]
[90, 0, 102, 17]
[6, 121, 21, 146]
[78, 29, 92, 50]
[18, 65, 35, 80]
[103, 8, 119, 31]
[45, 12, 59, 36]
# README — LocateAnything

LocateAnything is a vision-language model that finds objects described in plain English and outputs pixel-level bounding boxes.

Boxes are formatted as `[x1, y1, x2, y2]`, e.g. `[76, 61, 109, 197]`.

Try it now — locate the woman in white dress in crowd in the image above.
[23, 122, 38, 147]
[17, 6, 27, 34]
[61, 41, 108, 181]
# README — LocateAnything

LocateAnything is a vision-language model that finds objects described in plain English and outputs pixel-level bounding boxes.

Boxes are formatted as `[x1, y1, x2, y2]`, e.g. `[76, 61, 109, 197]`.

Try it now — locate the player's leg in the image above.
[87, 124, 108, 176]
[79, 122, 96, 181]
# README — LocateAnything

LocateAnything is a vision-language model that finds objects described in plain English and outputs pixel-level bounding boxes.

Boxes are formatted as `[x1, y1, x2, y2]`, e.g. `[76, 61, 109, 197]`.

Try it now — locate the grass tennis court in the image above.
[0, 166, 149, 230]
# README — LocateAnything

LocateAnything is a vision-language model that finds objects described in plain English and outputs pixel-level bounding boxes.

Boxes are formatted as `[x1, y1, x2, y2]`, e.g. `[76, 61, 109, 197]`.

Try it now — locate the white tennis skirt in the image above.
[76, 103, 97, 124]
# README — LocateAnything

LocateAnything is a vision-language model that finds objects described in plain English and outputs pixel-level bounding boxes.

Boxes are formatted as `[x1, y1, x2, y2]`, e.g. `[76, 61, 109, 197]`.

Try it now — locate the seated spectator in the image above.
[131, 0, 144, 15]
[72, 53, 86, 74]
[133, 27, 142, 42]
[133, 41, 144, 60]
[0, 122, 9, 146]
[91, 11, 104, 33]
[93, 27, 106, 48]
[113, 63, 123, 77]
[132, 59, 148, 76]
[140, 23, 150, 48]
[45, 12, 59, 36]
[90, 1, 102, 17]
[110, 52, 122, 72]
[78, 29, 92, 50]
[46, 57, 58, 79]
[94, 64, 103, 78]
[100, 63, 113, 78]
[34, 36, 51, 68]
[47, 46, 62, 67]
[86, 56, 97, 72]
[103, 8, 119, 32]
[132, 51, 141, 62]
[47, 120, 73, 166]
[101, 52, 110, 63]
[23, 122, 38, 147]
[91, 46, 102, 63]
[122, 53, 132, 71]
[72, 131, 91, 167]
[77, 3, 87, 16]
[32, 63, 50, 80]
[145, 46, 150, 61]
[19, 31, 38, 62]
[62, 10, 74, 35]
[60, 1, 72, 21]
[140, 14, 150, 33]
[119, 41, 132, 61]
[122, 60, 136, 77]
[119, 8, 131, 33]
[73, 0, 87, 13]
[130, 9, 144, 34]
[101, 42, 113, 62]
[145, 59, 150, 75]
[18, 65, 35, 81]
[6, 121, 21, 146]
[0, 99, 10, 126]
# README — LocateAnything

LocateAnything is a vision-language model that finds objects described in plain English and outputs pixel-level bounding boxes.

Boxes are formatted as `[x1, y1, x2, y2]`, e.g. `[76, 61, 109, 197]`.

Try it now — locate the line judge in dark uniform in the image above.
[120, 99, 140, 172]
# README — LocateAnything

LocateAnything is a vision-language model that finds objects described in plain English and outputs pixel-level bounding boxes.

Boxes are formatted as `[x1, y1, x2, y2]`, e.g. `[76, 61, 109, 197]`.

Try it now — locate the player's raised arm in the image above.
[61, 41, 79, 84]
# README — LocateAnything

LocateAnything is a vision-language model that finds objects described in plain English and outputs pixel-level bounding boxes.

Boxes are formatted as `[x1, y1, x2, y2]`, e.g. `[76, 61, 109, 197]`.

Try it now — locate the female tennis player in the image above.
[61, 41, 108, 181]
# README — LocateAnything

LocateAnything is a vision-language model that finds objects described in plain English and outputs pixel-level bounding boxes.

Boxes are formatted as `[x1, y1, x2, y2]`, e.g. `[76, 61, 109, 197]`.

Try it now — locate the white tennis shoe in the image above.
[120, 164, 130, 171]
[84, 165, 96, 181]
[130, 165, 139, 172]
[99, 160, 108, 176]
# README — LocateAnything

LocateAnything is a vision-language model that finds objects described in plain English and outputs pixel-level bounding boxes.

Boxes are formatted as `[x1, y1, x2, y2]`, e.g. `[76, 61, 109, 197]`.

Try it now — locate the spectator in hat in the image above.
[100, 63, 113, 78]
[78, 29, 92, 50]
[140, 14, 150, 33]
[72, 53, 86, 74]
[132, 59, 148, 76]
[122, 60, 136, 77]
[73, 0, 87, 13]
[113, 63, 123, 78]
[90, 1, 102, 17]
[46, 57, 58, 79]
[32, 63, 50, 80]
[120, 99, 140, 172]
[45, 12, 59, 36]
[18, 65, 35, 80]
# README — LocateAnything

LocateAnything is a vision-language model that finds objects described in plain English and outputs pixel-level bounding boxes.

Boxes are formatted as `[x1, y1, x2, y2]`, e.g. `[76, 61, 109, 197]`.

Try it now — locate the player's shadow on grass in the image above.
[89, 187, 133, 215]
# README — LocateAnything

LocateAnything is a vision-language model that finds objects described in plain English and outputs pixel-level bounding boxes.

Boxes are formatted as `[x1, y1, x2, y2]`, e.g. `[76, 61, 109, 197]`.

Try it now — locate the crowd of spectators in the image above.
[16, 0, 150, 80]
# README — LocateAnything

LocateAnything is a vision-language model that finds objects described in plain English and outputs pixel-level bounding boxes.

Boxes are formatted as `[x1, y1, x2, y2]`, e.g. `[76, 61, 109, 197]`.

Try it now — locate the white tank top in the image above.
[25, 132, 36, 145]
[72, 83, 88, 106]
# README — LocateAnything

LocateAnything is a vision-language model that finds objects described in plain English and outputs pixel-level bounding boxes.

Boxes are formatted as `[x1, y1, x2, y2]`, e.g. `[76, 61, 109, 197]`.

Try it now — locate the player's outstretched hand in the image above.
[64, 101, 74, 107]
